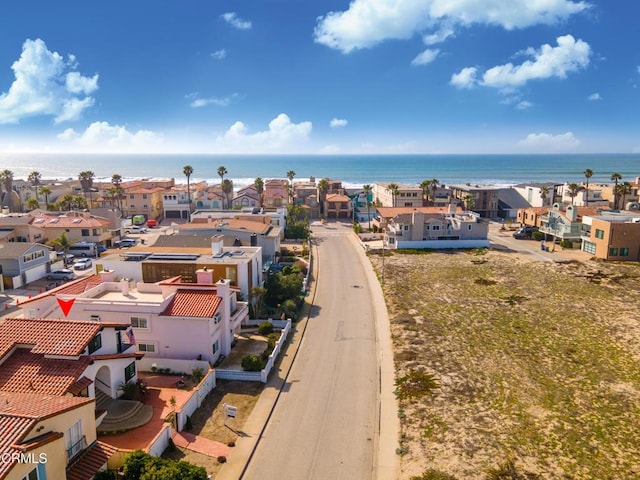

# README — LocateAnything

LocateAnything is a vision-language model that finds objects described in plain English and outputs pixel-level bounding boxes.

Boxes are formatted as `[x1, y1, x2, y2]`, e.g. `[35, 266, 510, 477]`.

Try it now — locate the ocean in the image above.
[1, 153, 638, 188]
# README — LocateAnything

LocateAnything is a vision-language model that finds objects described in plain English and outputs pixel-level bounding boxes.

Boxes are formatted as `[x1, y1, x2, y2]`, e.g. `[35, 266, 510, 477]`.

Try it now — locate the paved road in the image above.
[243, 222, 378, 480]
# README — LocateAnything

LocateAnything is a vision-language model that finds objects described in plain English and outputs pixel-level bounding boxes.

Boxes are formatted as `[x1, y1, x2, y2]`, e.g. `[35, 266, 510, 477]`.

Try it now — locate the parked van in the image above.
[513, 226, 538, 240]
[146, 219, 157, 228]
[132, 215, 146, 226]
[68, 241, 98, 257]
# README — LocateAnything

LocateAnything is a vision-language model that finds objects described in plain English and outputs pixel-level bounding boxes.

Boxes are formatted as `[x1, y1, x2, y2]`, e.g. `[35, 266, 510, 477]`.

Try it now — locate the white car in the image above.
[73, 258, 93, 270]
[124, 225, 147, 234]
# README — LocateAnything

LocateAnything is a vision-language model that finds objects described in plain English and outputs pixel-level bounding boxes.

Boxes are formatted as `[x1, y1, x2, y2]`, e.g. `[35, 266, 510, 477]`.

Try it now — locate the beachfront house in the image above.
[448, 184, 500, 218]
[373, 183, 423, 208]
[381, 205, 489, 249]
[539, 204, 605, 245]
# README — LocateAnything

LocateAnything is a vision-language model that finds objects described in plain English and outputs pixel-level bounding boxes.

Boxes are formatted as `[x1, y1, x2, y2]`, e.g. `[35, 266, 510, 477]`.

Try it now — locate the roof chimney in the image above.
[99, 269, 115, 282]
[120, 278, 130, 296]
[196, 267, 214, 284]
[211, 235, 223, 256]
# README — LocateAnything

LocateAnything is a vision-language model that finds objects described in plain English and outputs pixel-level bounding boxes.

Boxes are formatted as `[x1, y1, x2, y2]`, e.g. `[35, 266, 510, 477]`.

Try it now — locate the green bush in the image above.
[123, 449, 207, 480]
[531, 231, 545, 241]
[241, 354, 265, 371]
[258, 321, 274, 335]
[118, 380, 137, 400]
[560, 239, 573, 249]
[191, 367, 204, 384]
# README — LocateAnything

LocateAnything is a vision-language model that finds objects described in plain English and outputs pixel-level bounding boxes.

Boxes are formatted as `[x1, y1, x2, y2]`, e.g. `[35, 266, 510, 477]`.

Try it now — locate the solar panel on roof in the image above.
[147, 253, 200, 261]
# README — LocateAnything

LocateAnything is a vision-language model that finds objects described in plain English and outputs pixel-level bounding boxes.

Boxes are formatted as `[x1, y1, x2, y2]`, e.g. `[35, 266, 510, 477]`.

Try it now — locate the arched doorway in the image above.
[94, 365, 112, 398]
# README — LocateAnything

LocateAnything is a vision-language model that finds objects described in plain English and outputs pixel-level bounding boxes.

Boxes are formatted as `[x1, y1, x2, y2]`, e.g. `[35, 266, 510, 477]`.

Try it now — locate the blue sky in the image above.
[0, 0, 639, 154]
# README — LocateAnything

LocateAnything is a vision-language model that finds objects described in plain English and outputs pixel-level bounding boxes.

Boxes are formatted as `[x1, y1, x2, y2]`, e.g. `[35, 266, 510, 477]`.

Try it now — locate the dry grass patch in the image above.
[370, 250, 640, 480]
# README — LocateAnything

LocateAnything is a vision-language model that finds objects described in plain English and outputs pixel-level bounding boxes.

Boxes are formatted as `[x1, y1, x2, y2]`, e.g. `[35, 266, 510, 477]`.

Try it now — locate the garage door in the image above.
[165, 210, 182, 218]
[25, 264, 48, 284]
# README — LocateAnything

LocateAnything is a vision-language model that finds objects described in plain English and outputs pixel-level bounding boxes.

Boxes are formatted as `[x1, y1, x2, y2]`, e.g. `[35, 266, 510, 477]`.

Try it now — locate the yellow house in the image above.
[0, 391, 116, 480]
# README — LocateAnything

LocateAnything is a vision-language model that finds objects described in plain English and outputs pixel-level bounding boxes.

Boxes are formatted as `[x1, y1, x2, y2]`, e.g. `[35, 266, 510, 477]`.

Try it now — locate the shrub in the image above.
[258, 321, 274, 335]
[532, 231, 545, 241]
[191, 367, 204, 384]
[267, 333, 278, 350]
[560, 239, 573, 249]
[217, 456, 227, 464]
[241, 354, 264, 371]
[395, 371, 440, 401]
[118, 380, 137, 400]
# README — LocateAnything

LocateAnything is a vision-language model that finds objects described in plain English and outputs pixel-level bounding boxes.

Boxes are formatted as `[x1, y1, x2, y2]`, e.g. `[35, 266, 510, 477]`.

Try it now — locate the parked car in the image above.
[513, 226, 538, 239]
[146, 219, 157, 228]
[56, 252, 75, 263]
[47, 269, 76, 281]
[73, 258, 93, 270]
[115, 238, 138, 248]
[124, 225, 147, 234]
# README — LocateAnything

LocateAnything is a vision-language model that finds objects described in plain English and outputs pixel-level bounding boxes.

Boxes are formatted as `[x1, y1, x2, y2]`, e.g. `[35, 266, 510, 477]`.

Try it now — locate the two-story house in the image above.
[373, 183, 423, 208]
[263, 179, 289, 209]
[232, 185, 262, 209]
[448, 184, 500, 218]
[0, 242, 53, 288]
[581, 211, 640, 261]
[325, 193, 352, 219]
[539, 204, 604, 245]
[162, 181, 207, 220]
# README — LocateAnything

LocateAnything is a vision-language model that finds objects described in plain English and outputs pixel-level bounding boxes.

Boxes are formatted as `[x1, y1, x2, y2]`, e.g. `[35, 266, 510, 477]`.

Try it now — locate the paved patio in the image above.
[98, 374, 192, 451]
[173, 431, 231, 457]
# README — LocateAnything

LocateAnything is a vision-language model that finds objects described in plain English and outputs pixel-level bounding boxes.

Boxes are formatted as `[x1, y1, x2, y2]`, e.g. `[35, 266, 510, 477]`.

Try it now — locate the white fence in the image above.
[215, 319, 292, 383]
[147, 423, 173, 457]
[137, 357, 211, 375]
[175, 368, 217, 431]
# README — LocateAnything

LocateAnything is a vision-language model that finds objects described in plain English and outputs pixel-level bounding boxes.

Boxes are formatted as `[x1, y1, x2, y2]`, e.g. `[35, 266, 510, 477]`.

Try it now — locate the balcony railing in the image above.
[67, 435, 87, 462]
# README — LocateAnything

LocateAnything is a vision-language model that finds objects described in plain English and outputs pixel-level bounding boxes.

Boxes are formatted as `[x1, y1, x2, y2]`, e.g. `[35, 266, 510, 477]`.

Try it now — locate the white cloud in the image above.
[330, 118, 348, 128]
[57, 121, 163, 152]
[450, 66, 477, 89]
[518, 131, 580, 152]
[211, 49, 227, 60]
[516, 100, 533, 110]
[188, 93, 238, 108]
[500, 95, 533, 110]
[588, 92, 601, 100]
[0, 38, 99, 124]
[314, 0, 590, 53]
[479, 35, 591, 89]
[214, 113, 312, 152]
[411, 48, 440, 66]
[422, 26, 455, 45]
[221, 12, 252, 30]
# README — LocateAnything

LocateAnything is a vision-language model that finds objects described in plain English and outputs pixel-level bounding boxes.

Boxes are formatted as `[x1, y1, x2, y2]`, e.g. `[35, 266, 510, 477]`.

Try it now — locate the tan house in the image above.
[516, 207, 549, 227]
[448, 184, 500, 218]
[373, 183, 422, 208]
[581, 211, 640, 261]
[325, 193, 352, 219]
[263, 179, 289, 209]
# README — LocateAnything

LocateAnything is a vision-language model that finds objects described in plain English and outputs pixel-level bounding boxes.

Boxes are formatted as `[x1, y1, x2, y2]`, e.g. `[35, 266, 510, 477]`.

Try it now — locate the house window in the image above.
[131, 317, 148, 328]
[214, 312, 222, 324]
[620, 247, 629, 257]
[609, 247, 618, 256]
[142, 194, 148, 199]
[583, 241, 596, 254]
[22, 250, 45, 263]
[81, 229, 89, 236]
[88, 333, 102, 354]
[93, 229, 99, 236]
[22, 466, 43, 480]
[66, 419, 83, 460]
[468, 225, 472, 230]
[212, 340, 220, 355]
[130, 194, 134, 199]
[432, 225, 440, 231]
[595, 229, 605, 239]
[138, 343, 156, 353]
[124, 362, 136, 382]
[403, 225, 409, 231]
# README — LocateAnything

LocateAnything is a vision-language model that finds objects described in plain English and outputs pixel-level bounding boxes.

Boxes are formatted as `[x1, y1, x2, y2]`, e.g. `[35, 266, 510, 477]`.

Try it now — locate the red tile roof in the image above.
[66, 441, 118, 480]
[0, 416, 36, 479]
[0, 318, 99, 359]
[0, 391, 93, 420]
[0, 349, 92, 396]
[19, 275, 103, 306]
[161, 289, 222, 317]
[67, 376, 93, 396]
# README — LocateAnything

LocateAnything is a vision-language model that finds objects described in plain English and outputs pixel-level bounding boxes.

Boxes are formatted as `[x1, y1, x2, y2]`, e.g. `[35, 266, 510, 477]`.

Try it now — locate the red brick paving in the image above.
[173, 431, 231, 457]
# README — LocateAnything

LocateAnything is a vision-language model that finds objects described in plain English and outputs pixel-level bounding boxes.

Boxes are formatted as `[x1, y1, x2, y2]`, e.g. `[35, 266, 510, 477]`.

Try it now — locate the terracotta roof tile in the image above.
[19, 275, 102, 305]
[0, 416, 36, 479]
[67, 376, 93, 396]
[0, 391, 93, 420]
[0, 349, 92, 396]
[0, 318, 99, 359]
[66, 441, 118, 480]
[161, 289, 222, 317]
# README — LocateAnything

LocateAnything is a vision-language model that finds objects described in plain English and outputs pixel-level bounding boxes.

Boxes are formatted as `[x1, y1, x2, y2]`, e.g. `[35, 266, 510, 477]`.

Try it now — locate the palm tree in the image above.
[111, 174, 123, 213]
[318, 178, 329, 216]
[59, 193, 74, 211]
[28, 171, 42, 205]
[611, 172, 622, 209]
[221, 179, 234, 209]
[430, 178, 439, 203]
[419, 179, 432, 206]
[387, 183, 400, 207]
[0, 169, 14, 212]
[540, 186, 549, 206]
[50, 232, 73, 267]
[26, 198, 39, 211]
[463, 194, 475, 211]
[363, 184, 372, 230]
[39, 186, 51, 211]
[106, 187, 119, 209]
[583, 168, 593, 206]
[254, 177, 264, 206]
[78, 171, 95, 207]
[217, 166, 227, 183]
[183, 165, 194, 215]
[567, 183, 580, 206]
[617, 182, 632, 210]
[287, 170, 296, 203]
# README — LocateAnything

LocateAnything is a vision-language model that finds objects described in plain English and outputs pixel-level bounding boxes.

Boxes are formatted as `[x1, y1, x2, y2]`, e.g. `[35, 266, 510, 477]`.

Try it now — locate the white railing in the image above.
[137, 357, 211, 375]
